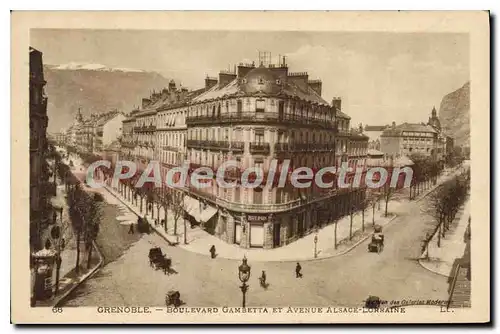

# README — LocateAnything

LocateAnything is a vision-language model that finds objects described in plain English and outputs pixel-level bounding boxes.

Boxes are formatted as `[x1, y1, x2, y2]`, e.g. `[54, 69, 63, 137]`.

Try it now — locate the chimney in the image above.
[169, 79, 177, 92]
[142, 98, 151, 109]
[205, 76, 218, 90]
[287, 72, 309, 91]
[331, 97, 342, 111]
[219, 71, 237, 88]
[308, 80, 322, 96]
[237, 64, 254, 78]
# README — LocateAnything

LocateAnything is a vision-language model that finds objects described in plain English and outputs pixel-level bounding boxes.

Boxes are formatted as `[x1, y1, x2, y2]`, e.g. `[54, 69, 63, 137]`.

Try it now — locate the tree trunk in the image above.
[184, 219, 187, 244]
[385, 197, 389, 217]
[372, 203, 375, 226]
[87, 242, 93, 269]
[174, 217, 178, 235]
[164, 207, 168, 233]
[437, 222, 442, 247]
[140, 197, 143, 213]
[349, 210, 353, 240]
[362, 209, 365, 232]
[55, 261, 61, 296]
[334, 221, 338, 249]
[75, 229, 81, 273]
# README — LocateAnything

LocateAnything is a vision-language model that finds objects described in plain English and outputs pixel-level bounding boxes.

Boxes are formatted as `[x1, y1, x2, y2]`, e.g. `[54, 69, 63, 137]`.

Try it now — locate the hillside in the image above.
[43, 64, 171, 133]
[439, 82, 470, 147]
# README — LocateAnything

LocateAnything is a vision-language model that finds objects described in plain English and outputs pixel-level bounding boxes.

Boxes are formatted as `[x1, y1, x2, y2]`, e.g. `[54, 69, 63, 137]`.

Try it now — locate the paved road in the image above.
[62, 191, 448, 308]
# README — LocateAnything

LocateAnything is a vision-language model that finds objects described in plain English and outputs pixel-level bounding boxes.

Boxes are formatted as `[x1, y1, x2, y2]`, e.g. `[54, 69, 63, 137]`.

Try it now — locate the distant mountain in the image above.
[439, 82, 470, 147]
[43, 64, 171, 133]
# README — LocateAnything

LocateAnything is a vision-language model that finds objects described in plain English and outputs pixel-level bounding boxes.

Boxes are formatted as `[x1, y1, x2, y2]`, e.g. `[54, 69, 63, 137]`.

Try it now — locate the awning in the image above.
[183, 195, 218, 223]
[199, 206, 217, 223]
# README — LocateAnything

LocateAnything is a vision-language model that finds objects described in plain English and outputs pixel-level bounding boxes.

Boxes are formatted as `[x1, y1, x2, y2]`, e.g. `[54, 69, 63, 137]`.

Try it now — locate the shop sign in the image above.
[247, 215, 268, 222]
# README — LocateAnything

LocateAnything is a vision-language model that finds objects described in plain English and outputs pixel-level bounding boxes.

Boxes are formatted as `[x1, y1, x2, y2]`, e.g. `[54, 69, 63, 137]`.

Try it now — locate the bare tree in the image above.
[171, 191, 184, 236]
[84, 192, 103, 269]
[383, 181, 394, 217]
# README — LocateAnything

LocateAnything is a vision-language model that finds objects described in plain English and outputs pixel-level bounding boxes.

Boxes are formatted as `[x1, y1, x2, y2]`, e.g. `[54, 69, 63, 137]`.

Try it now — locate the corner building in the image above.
[185, 59, 367, 249]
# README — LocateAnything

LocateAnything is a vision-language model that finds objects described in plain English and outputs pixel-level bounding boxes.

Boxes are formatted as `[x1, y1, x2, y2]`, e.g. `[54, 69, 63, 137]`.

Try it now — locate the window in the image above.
[253, 186, 263, 204]
[255, 130, 264, 144]
[256, 99, 265, 113]
[237, 100, 242, 113]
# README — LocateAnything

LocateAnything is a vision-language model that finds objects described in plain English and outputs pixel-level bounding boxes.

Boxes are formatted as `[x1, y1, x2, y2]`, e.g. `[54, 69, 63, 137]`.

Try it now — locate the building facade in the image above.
[93, 110, 126, 155]
[380, 121, 438, 158]
[380, 107, 453, 165]
[183, 59, 368, 249]
[29, 47, 50, 251]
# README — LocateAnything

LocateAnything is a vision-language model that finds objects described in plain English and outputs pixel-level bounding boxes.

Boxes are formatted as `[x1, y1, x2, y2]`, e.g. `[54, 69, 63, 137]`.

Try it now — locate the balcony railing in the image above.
[134, 125, 157, 133]
[162, 145, 180, 152]
[186, 140, 245, 152]
[186, 112, 335, 129]
[189, 186, 217, 202]
[249, 142, 270, 155]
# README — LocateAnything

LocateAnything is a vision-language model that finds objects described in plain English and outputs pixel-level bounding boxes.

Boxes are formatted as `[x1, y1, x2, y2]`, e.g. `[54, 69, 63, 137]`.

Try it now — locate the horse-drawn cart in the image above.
[165, 290, 181, 307]
[148, 247, 172, 275]
[368, 225, 384, 253]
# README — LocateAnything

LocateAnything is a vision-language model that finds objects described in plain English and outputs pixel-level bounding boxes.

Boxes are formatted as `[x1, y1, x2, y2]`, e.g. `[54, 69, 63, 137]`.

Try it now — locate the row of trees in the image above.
[116, 179, 186, 240]
[409, 154, 443, 200]
[67, 183, 103, 273]
[52, 147, 103, 273]
[423, 168, 470, 256]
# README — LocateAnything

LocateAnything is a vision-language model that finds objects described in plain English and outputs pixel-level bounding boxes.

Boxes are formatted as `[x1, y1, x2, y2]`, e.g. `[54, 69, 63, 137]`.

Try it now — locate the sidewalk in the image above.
[104, 182, 405, 262]
[419, 199, 471, 277]
[34, 156, 104, 307]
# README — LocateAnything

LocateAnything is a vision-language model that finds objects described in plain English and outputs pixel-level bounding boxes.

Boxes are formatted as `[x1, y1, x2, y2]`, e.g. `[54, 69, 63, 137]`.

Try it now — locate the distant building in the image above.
[380, 106, 454, 164]
[94, 111, 126, 155]
[380, 121, 438, 158]
[364, 124, 388, 150]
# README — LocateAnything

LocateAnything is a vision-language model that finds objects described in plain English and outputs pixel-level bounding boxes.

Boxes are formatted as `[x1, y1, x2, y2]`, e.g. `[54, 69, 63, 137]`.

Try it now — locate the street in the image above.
[62, 189, 448, 307]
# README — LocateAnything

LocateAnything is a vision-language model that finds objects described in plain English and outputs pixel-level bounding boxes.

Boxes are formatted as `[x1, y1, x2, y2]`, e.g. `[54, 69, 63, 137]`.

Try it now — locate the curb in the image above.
[102, 186, 177, 246]
[416, 195, 469, 278]
[417, 258, 450, 278]
[181, 214, 400, 264]
[105, 183, 400, 263]
[53, 241, 104, 307]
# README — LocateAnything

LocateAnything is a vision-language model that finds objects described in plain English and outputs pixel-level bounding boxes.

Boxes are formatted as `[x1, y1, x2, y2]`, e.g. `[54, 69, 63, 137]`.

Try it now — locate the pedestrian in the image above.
[155, 219, 159, 227]
[209, 245, 216, 259]
[128, 223, 135, 234]
[295, 262, 302, 278]
[161, 219, 165, 227]
[259, 270, 267, 287]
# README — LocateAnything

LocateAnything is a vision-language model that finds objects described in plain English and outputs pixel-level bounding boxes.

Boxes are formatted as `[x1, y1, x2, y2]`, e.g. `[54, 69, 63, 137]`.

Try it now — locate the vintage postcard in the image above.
[11, 11, 490, 324]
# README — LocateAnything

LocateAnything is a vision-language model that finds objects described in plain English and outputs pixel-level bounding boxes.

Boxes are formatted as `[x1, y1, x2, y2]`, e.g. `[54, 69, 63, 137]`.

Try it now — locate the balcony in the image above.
[274, 143, 289, 153]
[162, 145, 181, 152]
[186, 112, 335, 129]
[186, 140, 244, 153]
[288, 143, 334, 152]
[121, 141, 136, 148]
[134, 125, 157, 133]
[189, 186, 217, 202]
[249, 142, 270, 155]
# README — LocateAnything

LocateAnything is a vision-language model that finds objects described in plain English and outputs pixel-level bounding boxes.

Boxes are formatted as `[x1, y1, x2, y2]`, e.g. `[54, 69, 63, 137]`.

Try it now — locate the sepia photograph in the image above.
[11, 11, 490, 324]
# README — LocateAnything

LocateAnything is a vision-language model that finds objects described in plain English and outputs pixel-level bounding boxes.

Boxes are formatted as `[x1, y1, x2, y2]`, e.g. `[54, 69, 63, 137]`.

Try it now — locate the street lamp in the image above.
[238, 256, 251, 307]
[314, 233, 318, 258]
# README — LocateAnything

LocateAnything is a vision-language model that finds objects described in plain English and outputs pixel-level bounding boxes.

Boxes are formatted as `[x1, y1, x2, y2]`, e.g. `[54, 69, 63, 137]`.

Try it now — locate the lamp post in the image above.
[314, 233, 318, 258]
[238, 256, 251, 307]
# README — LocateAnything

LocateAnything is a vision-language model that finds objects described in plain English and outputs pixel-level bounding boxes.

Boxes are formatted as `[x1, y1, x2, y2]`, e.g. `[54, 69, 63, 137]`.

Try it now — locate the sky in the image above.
[31, 29, 469, 126]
